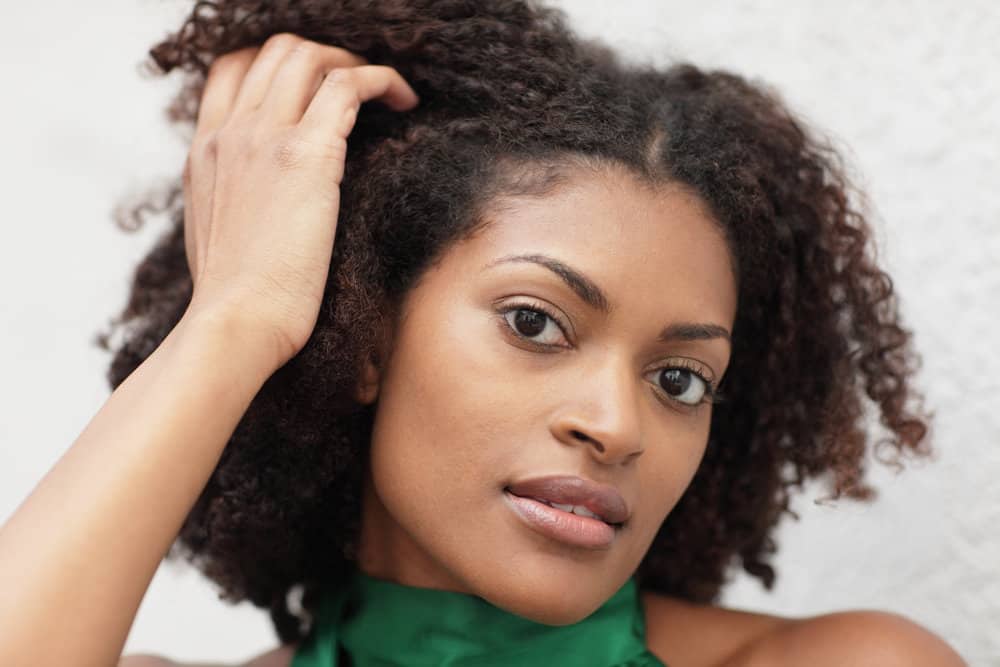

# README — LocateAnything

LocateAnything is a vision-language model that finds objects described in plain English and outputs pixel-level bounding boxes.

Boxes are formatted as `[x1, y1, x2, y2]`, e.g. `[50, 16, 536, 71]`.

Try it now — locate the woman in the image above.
[0, 1, 966, 665]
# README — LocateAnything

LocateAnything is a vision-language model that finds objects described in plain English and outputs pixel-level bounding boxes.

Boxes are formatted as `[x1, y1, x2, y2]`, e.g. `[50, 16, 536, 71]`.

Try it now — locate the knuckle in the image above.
[290, 40, 318, 60]
[323, 68, 361, 103]
[325, 67, 354, 84]
[207, 53, 234, 78]
[209, 48, 253, 77]
[264, 32, 302, 55]
[326, 136, 348, 163]
[366, 64, 396, 82]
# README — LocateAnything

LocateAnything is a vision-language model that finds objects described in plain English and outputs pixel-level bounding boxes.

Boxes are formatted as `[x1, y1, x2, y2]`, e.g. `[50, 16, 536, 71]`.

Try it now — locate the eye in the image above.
[498, 302, 570, 348]
[496, 301, 722, 409]
[647, 363, 719, 407]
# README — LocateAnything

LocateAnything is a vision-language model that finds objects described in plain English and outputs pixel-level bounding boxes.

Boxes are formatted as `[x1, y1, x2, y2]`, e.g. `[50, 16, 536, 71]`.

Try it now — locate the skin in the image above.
[354, 166, 737, 624]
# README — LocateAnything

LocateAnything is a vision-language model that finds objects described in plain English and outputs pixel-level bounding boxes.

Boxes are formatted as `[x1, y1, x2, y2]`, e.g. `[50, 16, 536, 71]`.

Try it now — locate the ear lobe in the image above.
[354, 354, 380, 405]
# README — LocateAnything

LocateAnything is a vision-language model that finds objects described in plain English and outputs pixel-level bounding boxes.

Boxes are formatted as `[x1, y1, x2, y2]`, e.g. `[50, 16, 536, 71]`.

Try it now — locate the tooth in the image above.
[551, 502, 574, 512]
[572, 506, 601, 520]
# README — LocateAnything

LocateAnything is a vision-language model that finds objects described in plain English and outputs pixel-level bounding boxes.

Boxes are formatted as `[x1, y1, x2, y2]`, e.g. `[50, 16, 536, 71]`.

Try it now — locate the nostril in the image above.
[571, 429, 604, 453]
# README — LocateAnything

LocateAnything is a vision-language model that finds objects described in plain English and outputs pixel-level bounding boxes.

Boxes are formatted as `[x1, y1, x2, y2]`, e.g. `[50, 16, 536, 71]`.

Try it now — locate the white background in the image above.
[1, 0, 997, 664]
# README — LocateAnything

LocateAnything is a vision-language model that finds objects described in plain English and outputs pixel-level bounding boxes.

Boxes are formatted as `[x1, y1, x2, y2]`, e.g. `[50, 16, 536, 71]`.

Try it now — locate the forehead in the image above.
[450, 166, 738, 326]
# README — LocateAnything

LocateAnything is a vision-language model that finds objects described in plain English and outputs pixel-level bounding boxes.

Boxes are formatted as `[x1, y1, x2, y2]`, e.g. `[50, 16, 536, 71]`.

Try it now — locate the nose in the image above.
[549, 350, 644, 466]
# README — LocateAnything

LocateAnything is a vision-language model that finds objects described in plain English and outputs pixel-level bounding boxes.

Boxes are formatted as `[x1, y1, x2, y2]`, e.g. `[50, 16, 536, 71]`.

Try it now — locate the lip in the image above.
[503, 475, 630, 550]
[505, 475, 630, 524]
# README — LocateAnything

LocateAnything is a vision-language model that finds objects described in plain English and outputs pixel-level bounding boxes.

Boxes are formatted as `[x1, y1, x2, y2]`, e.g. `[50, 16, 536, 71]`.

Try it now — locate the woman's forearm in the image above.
[0, 308, 278, 667]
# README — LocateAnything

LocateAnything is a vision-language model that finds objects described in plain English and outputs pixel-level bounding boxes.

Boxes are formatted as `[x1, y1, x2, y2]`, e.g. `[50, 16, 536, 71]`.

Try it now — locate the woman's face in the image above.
[355, 164, 737, 624]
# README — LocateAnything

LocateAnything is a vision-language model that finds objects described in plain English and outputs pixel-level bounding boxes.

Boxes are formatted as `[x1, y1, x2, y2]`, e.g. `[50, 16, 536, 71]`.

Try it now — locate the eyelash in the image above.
[494, 301, 723, 409]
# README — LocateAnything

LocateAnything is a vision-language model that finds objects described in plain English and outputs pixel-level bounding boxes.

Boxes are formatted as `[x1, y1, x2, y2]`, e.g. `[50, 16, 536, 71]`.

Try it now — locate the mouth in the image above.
[505, 489, 625, 528]
[502, 479, 628, 550]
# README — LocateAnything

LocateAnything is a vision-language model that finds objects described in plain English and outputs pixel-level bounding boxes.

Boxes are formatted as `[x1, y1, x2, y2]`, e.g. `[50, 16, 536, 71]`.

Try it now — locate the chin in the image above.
[463, 549, 633, 626]
[428, 495, 641, 624]
[488, 580, 616, 625]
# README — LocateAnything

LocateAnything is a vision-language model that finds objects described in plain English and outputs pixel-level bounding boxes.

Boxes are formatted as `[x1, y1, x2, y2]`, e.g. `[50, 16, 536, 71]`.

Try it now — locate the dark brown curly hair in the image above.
[95, 0, 931, 645]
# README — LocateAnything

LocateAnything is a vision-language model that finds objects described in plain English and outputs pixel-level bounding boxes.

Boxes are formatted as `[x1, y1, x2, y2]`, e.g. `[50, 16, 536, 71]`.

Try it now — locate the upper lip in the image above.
[505, 475, 630, 525]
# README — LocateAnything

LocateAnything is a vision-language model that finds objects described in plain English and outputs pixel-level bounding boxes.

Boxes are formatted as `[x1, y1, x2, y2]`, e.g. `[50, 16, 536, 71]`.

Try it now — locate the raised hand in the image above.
[182, 33, 419, 370]
[0, 31, 420, 667]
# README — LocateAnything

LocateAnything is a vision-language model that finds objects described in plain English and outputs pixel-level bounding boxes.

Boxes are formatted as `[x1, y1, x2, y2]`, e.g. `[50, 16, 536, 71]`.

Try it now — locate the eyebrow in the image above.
[484, 253, 732, 344]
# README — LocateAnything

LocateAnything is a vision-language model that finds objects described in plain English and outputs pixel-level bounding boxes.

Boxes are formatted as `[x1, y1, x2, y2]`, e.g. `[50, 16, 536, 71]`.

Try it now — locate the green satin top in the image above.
[290, 569, 667, 666]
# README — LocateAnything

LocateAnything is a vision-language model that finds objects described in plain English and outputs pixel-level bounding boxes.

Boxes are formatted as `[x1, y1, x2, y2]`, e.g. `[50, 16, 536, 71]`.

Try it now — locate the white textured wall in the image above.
[1, 0, 997, 664]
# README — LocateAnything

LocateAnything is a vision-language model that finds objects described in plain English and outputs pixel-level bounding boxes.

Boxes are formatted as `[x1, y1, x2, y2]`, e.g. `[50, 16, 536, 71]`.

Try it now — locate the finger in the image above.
[183, 135, 217, 285]
[195, 48, 257, 136]
[229, 33, 303, 117]
[182, 159, 198, 284]
[260, 41, 370, 126]
[300, 65, 419, 140]
[185, 48, 260, 285]
[186, 49, 258, 284]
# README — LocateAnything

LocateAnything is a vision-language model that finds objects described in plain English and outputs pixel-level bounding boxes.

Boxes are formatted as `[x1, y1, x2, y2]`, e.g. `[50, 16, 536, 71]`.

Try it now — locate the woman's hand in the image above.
[182, 33, 419, 370]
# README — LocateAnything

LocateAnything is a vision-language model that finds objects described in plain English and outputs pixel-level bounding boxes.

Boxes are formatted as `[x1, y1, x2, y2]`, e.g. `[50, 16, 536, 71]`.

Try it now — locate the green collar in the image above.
[291, 569, 666, 666]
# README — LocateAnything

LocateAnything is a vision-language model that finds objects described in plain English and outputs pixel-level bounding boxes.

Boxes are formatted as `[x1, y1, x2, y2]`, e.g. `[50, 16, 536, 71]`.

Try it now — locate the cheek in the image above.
[636, 427, 711, 522]
[367, 305, 517, 514]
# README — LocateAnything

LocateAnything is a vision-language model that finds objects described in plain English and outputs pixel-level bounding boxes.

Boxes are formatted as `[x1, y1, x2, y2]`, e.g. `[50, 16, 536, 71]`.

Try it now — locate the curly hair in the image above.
[95, 0, 931, 645]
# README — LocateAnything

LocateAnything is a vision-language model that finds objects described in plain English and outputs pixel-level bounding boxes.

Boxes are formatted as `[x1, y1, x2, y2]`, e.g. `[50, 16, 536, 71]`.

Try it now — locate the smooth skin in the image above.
[0, 32, 964, 667]
[351, 167, 736, 624]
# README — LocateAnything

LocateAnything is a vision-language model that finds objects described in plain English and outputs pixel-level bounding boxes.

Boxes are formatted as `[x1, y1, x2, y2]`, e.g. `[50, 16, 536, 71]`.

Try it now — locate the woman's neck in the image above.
[355, 464, 472, 593]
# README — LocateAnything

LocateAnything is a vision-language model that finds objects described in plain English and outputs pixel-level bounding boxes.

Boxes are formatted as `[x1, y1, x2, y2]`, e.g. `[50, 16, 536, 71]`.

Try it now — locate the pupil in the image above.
[514, 309, 546, 336]
[661, 369, 691, 395]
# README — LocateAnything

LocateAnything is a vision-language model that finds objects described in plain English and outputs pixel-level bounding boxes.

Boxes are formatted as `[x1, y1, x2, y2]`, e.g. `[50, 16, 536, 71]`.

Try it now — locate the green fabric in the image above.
[291, 569, 666, 666]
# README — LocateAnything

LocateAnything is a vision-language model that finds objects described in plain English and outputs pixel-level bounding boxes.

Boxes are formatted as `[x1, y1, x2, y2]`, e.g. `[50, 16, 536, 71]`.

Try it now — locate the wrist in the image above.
[176, 301, 289, 382]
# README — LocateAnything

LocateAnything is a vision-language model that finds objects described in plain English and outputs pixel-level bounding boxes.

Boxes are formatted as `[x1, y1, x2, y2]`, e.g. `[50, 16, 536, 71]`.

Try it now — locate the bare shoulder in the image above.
[119, 644, 297, 667]
[641, 590, 794, 667]
[641, 590, 966, 667]
[737, 609, 967, 667]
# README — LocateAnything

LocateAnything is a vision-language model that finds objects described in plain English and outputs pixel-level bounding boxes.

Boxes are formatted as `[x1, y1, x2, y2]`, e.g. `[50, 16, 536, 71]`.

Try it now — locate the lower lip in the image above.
[503, 489, 618, 549]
